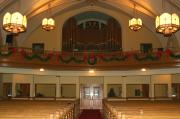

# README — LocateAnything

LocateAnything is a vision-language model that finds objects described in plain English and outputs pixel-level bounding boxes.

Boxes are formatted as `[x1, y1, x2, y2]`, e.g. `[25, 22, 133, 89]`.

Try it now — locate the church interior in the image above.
[0, 0, 180, 119]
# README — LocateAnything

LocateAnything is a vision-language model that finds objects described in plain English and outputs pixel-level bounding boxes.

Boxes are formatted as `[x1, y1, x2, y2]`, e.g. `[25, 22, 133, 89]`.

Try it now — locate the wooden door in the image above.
[172, 84, 180, 100]
[3, 83, 12, 98]
[142, 84, 149, 98]
[80, 84, 103, 109]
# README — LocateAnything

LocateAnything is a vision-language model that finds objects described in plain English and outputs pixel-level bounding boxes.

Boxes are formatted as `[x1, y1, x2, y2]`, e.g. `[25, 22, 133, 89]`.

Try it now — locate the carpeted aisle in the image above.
[79, 110, 103, 119]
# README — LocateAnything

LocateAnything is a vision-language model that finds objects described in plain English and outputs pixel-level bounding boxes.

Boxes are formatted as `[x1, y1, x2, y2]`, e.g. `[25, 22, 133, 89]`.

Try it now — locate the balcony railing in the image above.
[0, 46, 180, 70]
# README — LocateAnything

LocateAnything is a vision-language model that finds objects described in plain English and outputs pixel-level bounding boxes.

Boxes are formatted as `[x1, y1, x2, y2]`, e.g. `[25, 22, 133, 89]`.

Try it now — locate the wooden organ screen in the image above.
[62, 17, 122, 51]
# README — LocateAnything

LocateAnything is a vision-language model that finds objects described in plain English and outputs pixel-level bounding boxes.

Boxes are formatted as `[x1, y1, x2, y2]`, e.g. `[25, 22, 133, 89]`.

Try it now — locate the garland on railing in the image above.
[170, 53, 180, 59]
[59, 55, 84, 64]
[87, 54, 97, 65]
[0, 47, 180, 65]
[134, 53, 160, 61]
[0, 49, 13, 56]
[21, 50, 53, 62]
[100, 54, 128, 62]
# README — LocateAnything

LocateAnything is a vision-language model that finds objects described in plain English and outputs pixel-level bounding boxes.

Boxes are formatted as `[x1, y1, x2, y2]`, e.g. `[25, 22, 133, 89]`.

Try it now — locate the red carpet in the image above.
[79, 110, 103, 119]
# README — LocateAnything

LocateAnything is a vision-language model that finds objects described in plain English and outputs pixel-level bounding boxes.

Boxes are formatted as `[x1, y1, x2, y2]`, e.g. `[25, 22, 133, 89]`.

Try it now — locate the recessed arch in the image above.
[56, 5, 129, 51]
[62, 11, 122, 51]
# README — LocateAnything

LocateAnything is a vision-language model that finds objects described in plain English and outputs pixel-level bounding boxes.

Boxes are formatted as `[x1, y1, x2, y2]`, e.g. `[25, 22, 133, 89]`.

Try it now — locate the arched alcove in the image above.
[62, 11, 122, 52]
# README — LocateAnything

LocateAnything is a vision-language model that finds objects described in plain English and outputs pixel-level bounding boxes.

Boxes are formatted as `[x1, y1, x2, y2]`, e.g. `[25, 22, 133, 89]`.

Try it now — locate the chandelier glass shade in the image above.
[3, 12, 27, 34]
[129, 18, 142, 31]
[42, 18, 55, 31]
[155, 13, 180, 36]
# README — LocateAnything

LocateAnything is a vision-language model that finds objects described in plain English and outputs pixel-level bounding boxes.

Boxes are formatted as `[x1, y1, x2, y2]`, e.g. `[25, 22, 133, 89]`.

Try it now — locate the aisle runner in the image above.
[79, 110, 103, 119]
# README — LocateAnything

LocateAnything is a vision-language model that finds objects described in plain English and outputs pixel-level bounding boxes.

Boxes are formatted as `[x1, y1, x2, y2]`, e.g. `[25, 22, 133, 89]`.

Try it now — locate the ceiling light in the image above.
[141, 68, 146, 72]
[155, 0, 180, 36]
[3, 12, 27, 34]
[42, 18, 55, 31]
[42, 1, 55, 31]
[89, 69, 95, 73]
[40, 68, 45, 72]
[156, 13, 179, 36]
[129, 3, 142, 31]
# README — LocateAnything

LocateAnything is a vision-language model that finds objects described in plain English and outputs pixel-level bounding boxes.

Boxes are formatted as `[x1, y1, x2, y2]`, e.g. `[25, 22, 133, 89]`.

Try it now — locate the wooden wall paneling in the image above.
[178, 84, 180, 99]
[20, 84, 30, 97]
[0, 74, 2, 98]
[142, 84, 149, 98]
[3, 83, 12, 98]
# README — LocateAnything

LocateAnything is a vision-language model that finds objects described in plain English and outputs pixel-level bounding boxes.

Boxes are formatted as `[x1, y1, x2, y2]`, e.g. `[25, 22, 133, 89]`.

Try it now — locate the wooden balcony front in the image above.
[0, 46, 180, 70]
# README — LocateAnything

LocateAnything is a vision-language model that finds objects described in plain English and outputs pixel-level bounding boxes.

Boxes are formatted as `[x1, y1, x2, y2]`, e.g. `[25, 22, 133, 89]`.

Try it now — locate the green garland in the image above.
[101, 55, 127, 62]
[170, 53, 180, 59]
[0, 49, 180, 65]
[23, 53, 52, 62]
[0, 50, 13, 57]
[87, 55, 97, 65]
[59, 55, 84, 64]
[134, 54, 159, 61]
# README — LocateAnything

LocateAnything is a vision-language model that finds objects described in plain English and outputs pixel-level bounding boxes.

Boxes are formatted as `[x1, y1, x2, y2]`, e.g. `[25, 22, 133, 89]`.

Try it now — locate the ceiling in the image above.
[0, 0, 180, 48]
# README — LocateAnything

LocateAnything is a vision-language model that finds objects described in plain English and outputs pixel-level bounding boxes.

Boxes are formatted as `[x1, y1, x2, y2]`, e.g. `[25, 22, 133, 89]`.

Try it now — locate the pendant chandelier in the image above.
[129, 3, 142, 31]
[155, 0, 180, 36]
[42, 1, 55, 31]
[3, 12, 27, 34]
[42, 18, 55, 31]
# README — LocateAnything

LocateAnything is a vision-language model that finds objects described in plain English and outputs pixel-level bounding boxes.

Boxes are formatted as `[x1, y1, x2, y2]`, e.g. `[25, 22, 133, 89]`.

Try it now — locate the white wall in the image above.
[22, 6, 162, 51]
[2, 74, 13, 83]
[126, 85, 143, 97]
[124, 76, 151, 84]
[12, 74, 33, 84]
[60, 76, 78, 84]
[61, 84, 76, 98]
[107, 84, 122, 97]
[36, 84, 56, 97]
[104, 76, 123, 98]
[151, 75, 172, 98]
[79, 76, 104, 84]
[34, 75, 59, 84]
[154, 84, 168, 97]
[172, 74, 180, 83]
[1, 73, 179, 99]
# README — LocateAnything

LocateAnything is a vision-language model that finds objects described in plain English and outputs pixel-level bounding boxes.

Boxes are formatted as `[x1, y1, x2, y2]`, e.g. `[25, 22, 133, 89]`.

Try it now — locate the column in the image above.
[122, 76, 126, 100]
[30, 83, 35, 98]
[76, 78, 80, 98]
[30, 75, 35, 99]
[168, 84, 172, 98]
[150, 84, 155, 100]
[103, 83, 107, 98]
[0, 74, 3, 99]
[56, 84, 60, 98]
[149, 76, 154, 100]
[12, 82, 16, 97]
[57, 76, 61, 98]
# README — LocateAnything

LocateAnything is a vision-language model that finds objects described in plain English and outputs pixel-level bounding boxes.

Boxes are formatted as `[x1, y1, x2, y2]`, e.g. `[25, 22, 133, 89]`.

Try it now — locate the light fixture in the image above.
[141, 68, 146, 72]
[40, 68, 45, 72]
[155, 0, 180, 36]
[42, 18, 55, 31]
[129, 3, 142, 31]
[89, 69, 95, 73]
[42, 1, 55, 31]
[3, 12, 27, 34]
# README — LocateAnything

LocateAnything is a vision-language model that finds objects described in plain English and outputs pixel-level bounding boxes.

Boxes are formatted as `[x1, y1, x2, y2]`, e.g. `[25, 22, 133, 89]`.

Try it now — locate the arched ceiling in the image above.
[0, 0, 180, 49]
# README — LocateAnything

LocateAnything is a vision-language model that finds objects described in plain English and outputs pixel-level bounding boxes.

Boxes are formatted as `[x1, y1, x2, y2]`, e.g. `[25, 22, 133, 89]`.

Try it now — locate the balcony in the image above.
[0, 46, 180, 70]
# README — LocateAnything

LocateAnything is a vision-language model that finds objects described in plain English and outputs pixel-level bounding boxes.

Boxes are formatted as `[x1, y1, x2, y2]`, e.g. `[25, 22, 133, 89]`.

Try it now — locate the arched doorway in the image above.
[62, 11, 122, 52]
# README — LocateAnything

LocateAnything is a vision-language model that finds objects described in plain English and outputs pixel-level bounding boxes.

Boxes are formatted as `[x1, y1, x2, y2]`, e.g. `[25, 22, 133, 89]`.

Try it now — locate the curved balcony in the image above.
[0, 46, 180, 70]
